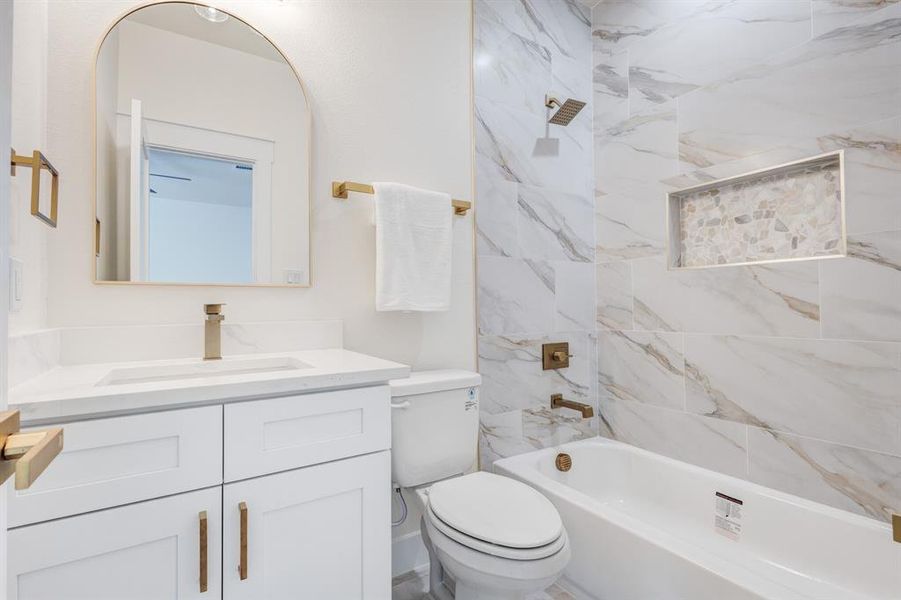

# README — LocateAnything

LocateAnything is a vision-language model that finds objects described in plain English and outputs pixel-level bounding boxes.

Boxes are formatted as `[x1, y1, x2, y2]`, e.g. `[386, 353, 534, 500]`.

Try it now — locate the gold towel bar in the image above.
[10, 148, 59, 228]
[332, 180, 471, 216]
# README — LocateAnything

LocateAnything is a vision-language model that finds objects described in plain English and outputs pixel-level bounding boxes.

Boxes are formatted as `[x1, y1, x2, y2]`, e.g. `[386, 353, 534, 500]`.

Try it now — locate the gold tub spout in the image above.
[550, 394, 594, 418]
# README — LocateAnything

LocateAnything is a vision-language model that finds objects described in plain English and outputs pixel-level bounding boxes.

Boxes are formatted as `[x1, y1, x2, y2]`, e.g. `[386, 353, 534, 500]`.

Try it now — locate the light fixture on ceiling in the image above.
[194, 5, 229, 23]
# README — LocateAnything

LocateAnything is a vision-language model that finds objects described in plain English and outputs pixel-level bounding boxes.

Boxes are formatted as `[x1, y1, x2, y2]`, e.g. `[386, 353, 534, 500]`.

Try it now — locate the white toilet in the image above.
[390, 370, 571, 600]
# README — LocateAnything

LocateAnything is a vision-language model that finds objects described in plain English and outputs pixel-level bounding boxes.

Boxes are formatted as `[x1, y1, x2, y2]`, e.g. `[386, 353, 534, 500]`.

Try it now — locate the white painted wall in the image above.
[0, 0, 14, 585]
[9, 0, 50, 335]
[31, 0, 475, 373]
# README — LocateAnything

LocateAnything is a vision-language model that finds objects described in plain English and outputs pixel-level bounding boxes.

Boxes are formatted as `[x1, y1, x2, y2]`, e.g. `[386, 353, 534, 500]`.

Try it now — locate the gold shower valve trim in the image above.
[0, 410, 64, 490]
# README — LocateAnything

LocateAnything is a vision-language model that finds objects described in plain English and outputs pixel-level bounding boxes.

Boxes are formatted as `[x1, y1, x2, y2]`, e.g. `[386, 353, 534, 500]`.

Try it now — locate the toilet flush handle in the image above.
[390, 400, 411, 409]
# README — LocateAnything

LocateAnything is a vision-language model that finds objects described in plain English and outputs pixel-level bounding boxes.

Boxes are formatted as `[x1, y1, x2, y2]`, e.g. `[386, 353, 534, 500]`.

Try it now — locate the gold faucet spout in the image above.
[550, 394, 594, 418]
[203, 304, 225, 360]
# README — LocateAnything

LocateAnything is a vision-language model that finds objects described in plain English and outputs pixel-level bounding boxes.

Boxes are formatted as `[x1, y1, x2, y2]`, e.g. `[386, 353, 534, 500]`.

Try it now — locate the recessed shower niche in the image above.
[666, 151, 846, 269]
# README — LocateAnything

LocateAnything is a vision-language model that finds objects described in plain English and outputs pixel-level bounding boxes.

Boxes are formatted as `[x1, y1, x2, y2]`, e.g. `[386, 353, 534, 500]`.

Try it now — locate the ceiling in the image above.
[148, 148, 253, 208]
[125, 3, 286, 63]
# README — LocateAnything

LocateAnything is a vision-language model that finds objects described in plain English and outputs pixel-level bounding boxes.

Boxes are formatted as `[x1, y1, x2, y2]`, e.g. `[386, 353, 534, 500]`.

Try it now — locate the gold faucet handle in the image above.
[204, 303, 225, 315]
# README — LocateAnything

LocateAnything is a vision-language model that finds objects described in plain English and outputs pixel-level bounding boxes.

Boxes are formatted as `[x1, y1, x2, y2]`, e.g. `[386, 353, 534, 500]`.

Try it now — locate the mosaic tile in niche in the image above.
[672, 156, 844, 268]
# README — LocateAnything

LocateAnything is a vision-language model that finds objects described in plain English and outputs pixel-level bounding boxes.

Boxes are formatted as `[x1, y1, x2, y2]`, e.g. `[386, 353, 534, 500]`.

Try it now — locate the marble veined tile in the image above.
[626, 1, 810, 114]
[475, 13, 552, 115]
[596, 260, 633, 330]
[477, 98, 593, 197]
[591, 0, 716, 51]
[554, 261, 596, 331]
[479, 405, 596, 467]
[595, 193, 667, 261]
[748, 428, 901, 522]
[552, 52, 592, 106]
[685, 335, 901, 455]
[599, 396, 749, 479]
[598, 330, 685, 410]
[478, 332, 595, 414]
[478, 257, 554, 336]
[679, 4, 901, 169]
[632, 256, 821, 337]
[476, 0, 590, 65]
[523, 406, 597, 449]
[517, 185, 594, 262]
[592, 45, 628, 131]
[812, 0, 901, 38]
[670, 118, 901, 236]
[527, 0, 592, 63]
[821, 230, 901, 342]
[476, 177, 519, 258]
[480, 409, 531, 468]
[596, 105, 679, 199]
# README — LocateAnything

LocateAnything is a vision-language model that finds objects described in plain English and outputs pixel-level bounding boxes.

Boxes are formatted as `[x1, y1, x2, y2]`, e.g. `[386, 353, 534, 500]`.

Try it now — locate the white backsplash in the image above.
[9, 320, 343, 388]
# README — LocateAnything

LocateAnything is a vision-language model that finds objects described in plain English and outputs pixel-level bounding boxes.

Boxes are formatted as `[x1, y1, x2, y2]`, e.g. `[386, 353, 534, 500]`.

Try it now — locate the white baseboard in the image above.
[392, 530, 429, 578]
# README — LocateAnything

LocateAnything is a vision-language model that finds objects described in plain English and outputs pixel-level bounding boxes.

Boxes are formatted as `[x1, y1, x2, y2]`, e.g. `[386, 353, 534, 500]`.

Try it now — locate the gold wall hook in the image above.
[332, 180, 471, 215]
[10, 148, 60, 228]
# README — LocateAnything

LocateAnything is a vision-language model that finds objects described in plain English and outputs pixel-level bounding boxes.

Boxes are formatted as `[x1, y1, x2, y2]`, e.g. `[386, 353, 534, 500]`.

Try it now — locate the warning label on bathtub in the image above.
[714, 492, 743, 541]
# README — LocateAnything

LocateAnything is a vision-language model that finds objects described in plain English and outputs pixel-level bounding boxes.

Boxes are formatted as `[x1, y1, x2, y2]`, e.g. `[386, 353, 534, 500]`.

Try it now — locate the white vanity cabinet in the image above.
[9, 487, 223, 600]
[6, 385, 393, 600]
[222, 451, 390, 600]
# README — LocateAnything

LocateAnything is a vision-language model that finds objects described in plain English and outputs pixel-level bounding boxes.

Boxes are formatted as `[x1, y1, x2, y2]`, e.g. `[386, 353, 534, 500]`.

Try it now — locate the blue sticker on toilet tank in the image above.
[465, 388, 478, 411]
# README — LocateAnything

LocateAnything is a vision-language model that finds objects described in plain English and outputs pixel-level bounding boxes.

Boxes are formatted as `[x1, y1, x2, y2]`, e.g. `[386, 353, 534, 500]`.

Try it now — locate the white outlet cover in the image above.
[9, 257, 23, 312]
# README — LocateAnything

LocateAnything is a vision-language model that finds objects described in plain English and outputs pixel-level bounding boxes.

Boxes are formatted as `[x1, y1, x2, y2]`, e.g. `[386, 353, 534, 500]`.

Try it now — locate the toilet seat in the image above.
[424, 472, 565, 560]
[426, 504, 567, 560]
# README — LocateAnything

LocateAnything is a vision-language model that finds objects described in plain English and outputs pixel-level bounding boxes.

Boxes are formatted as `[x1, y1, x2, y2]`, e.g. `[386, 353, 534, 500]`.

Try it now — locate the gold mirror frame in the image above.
[91, 1, 313, 288]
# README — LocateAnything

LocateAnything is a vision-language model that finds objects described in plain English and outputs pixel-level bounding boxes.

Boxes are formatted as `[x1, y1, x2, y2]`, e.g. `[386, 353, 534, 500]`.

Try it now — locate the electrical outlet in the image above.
[284, 269, 304, 285]
[9, 257, 23, 312]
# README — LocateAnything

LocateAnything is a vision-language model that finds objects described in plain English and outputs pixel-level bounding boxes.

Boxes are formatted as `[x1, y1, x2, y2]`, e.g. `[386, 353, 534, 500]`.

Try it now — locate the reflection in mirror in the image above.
[94, 2, 310, 285]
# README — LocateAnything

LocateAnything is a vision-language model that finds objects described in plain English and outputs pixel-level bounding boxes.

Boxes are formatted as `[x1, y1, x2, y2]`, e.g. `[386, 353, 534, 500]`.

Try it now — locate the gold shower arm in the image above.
[332, 180, 471, 216]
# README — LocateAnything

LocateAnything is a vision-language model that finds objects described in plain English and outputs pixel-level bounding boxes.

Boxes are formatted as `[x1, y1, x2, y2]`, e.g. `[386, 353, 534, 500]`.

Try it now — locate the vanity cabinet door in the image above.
[223, 451, 390, 600]
[8, 487, 222, 600]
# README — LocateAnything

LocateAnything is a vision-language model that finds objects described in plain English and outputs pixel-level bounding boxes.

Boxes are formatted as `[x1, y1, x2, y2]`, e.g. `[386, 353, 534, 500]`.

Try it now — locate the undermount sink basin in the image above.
[96, 357, 312, 386]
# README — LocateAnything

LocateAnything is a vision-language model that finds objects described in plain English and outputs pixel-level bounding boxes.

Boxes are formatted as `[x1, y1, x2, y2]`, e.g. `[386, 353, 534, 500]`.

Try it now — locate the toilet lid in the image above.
[427, 472, 563, 549]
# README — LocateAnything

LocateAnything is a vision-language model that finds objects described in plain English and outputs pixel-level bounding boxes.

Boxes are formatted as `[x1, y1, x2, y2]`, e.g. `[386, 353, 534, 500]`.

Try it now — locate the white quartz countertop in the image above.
[10, 349, 410, 425]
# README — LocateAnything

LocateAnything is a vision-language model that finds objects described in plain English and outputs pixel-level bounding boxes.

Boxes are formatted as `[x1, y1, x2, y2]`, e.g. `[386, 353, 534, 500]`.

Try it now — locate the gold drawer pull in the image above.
[199, 511, 208, 593]
[239, 502, 248, 580]
[0, 411, 64, 490]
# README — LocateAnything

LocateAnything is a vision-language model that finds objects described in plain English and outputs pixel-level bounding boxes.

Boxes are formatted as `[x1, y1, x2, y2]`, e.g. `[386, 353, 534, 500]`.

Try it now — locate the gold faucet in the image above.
[203, 304, 225, 360]
[550, 394, 594, 418]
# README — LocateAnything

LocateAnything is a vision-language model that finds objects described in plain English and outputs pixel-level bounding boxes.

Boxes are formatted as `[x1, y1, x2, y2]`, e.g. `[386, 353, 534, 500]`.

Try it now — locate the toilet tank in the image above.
[389, 370, 481, 488]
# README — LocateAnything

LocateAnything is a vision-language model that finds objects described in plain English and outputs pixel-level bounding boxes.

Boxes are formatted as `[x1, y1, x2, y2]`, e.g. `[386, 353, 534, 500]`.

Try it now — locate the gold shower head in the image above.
[546, 95, 586, 126]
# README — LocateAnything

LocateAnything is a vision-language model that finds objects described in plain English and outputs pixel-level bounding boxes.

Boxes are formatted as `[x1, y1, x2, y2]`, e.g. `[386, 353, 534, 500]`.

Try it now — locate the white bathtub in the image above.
[494, 438, 900, 600]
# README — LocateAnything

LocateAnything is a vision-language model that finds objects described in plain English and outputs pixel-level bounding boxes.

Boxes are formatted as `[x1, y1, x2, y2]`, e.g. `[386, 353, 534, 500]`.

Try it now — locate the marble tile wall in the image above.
[593, 0, 901, 523]
[474, 0, 597, 468]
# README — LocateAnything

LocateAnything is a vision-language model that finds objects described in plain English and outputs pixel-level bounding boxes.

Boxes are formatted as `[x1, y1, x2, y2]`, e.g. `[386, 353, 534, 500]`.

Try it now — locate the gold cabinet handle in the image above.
[0, 411, 64, 490]
[239, 501, 248, 580]
[199, 511, 208, 593]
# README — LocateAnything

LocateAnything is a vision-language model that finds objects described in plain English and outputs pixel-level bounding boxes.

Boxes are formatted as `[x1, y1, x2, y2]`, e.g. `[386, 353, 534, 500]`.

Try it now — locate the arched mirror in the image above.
[94, 2, 310, 286]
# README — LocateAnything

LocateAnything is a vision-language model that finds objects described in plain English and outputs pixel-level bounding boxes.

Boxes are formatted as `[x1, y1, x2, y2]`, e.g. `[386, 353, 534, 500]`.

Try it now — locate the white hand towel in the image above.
[374, 182, 453, 312]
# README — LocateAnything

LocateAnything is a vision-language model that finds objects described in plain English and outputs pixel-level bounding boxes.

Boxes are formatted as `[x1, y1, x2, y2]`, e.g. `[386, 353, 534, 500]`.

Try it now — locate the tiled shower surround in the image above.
[593, 0, 901, 522]
[476, 0, 900, 525]
[474, 0, 597, 465]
